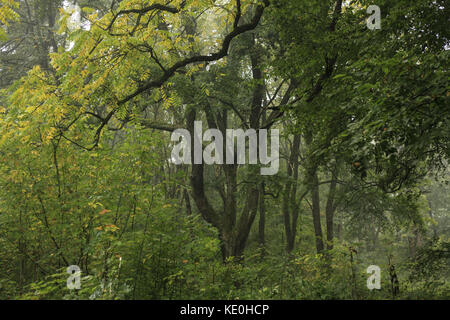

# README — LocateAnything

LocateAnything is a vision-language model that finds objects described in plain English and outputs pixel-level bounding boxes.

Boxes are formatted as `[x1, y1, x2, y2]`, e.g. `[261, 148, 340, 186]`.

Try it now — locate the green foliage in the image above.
[0, 0, 449, 300]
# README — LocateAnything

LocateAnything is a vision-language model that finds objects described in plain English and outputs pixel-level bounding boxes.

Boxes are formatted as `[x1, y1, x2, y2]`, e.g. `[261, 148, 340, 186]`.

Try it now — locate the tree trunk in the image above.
[310, 168, 324, 253]
[283, 134, 301, 253]
[187, 107, 260, 261]
[259, 182, 266, 248]
[325, 166, 338, 250]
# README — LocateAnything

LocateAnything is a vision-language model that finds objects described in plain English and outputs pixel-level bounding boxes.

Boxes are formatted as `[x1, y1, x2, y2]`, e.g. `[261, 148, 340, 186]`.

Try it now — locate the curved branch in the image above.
[106, 2, 186, 31]
[66, 1, 269, 150]
[118, 1, 268, 105]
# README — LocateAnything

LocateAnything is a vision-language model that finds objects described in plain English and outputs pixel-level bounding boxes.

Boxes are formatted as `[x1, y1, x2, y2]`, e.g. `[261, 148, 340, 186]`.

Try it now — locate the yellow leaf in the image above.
[99, 209, 111, 215]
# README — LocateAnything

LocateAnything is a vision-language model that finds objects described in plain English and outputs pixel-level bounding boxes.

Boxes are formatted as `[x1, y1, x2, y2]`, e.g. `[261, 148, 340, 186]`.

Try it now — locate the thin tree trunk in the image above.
[325, 166, 338, 250]
[258, 182, 266, 248]
[183, 189, 192, 216]
[311, 169, 324, 253]
[283, 134, 301, 253]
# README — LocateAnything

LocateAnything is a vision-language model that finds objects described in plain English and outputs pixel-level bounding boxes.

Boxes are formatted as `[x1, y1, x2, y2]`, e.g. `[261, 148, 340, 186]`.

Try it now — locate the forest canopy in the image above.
[0, 0, 448, 300]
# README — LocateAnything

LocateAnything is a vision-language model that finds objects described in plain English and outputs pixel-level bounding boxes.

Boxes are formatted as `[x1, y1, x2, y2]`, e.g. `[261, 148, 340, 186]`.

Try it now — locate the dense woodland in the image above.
[0, 0, 449, 300]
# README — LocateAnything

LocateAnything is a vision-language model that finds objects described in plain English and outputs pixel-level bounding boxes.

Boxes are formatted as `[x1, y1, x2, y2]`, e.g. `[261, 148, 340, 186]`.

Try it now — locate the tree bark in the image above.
[258, 182, 266, 248]
[325, 165, 338, 250]
[283, 134, 301, 253]
[310, 168, 324, 253]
